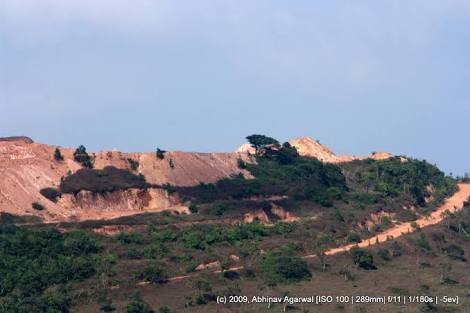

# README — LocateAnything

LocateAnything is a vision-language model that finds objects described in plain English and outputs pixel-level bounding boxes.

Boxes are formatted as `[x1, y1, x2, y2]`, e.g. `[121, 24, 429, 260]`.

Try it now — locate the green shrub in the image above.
[60, 166, 150, 194]
[258, 245, 311, 284]
[40, 187, 61, 202]
[53, 147, 64, 161]
[443, 244, 465, 261]
[416, 233, 431, 251]
[377, 248, 391, 261]
[237, 158, 247, 169]
[126, 298, 155, 313]
[127, 158, 140, 171]
[189, 204, 198, 214]
[136, 264, 168, 284]
[156, 148, 166, 160]
[116, 232, 144, 245]
[157, 307, 174, 313]
[0, 226, 99, 309]
[391, 241, 403, 257]
[347, 232, 362, 243]
[32, 202, 45, 211]
[350, 247, 376, 270]
[73, 145, 93, 168]
[63, 231, 101, 256]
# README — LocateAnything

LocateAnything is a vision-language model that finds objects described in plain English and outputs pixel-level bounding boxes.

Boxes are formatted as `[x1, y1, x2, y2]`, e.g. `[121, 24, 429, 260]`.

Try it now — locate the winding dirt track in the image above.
[305, 183, 470, 258]
[165, 183, 470, 282]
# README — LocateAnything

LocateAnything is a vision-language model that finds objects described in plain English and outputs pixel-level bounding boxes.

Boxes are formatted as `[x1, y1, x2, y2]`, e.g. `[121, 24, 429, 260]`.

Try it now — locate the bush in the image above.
[127, 158, 140, 171]
[157, 307, 174, 313]
[126, 298, 155, 313]
[416, 233, 431, 251]
[0, 226, 99, 310]
[258, 245, 311, 284]
[137, 265, 168, 284]
[443, 244, 465, 261]
[377, 248, 392, 261]
[60, 166, 150, 194]
[189, 204, 198, 214]
[63, 231, 101, 256]
[53, 147, 64, 161]
[40, 187, 61, 202]
[116, 232, 144, 245]
[156, 148, 166, 160]
[347, 232, 362, 243]
[350, 247, 376, 270]
[32, 202, 45, 211]
[237, 158, 247, 169]
[73, 145, 93, 168]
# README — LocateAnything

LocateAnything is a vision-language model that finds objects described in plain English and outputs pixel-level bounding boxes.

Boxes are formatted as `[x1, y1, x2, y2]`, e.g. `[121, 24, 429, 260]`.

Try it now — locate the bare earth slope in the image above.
[1, 136, 391, 222]
[289, 137, 392, 163]
[0, 139, 250, 222]
[236, 137, 391, 162]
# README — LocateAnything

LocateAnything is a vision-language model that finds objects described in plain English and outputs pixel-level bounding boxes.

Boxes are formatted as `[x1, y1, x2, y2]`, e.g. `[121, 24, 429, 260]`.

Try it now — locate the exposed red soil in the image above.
[0, 139, 251, 222]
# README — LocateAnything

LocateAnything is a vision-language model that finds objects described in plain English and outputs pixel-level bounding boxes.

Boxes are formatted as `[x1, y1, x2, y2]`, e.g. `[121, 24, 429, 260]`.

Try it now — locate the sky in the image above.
[0, 1, 469, 175]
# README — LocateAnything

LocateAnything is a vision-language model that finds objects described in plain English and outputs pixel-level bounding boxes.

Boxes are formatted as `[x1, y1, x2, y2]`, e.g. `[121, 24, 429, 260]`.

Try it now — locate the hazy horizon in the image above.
[1, 1, 469, 175]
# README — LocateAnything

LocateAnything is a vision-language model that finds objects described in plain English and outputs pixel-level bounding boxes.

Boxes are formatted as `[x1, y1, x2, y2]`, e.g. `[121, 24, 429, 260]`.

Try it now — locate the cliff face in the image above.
[0, 137, 391, 223]
[0, 140, 251, 222]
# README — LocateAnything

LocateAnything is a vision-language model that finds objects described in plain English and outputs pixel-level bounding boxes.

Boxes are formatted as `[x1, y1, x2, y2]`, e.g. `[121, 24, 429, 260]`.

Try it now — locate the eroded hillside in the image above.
[0, 136, 396, 223]
[0, 139, 251, 222]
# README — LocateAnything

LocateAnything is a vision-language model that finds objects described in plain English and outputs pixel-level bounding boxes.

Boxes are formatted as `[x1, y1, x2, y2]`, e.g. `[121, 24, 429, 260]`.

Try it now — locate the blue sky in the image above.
[0, 1, 469, 175]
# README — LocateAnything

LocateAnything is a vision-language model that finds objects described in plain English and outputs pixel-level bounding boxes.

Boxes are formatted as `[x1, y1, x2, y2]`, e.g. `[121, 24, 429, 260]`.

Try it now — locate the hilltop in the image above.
[0, 134, 467, 313]
[0, 136, 392, 222]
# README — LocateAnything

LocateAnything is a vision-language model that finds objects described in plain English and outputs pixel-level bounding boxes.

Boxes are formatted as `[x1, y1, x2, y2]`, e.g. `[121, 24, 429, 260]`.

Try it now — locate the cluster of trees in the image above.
[0, 225, 101, 312]
[258, 245, 312, 284]
[345, 157, 456, 207]
[116, 222, 294, 257]
[59, 166, 150, 194]
[73, 145, 94, 168]
[173, 134, 346, 206]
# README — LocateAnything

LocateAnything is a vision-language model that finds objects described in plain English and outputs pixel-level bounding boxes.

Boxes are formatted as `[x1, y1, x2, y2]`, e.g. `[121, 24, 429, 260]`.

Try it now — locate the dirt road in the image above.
[163, 183, 470, 283]
[308, 183, 470, 257]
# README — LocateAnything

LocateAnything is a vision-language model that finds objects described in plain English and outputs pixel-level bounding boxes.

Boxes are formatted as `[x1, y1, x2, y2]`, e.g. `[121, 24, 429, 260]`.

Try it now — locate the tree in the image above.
[73, 145, 93, 168]
[54, 147, 64, 161]
[125, 297, 155, 313]
[350, 247, 376, 270]
[258, 246, 312, 284]
[156, 148, 166, 160]
[137, 265, 168, 284]
[40, 187, 60, 202]
[32, 202, 45, 211]
[246, 135, 280, 154]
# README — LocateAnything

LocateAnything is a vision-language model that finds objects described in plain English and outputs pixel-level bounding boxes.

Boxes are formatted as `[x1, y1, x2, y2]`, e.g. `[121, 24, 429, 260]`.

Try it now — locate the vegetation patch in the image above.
[73, 145, 94, 168]
[258, 245, 312, 284]
[60, 166, 150, 194]
[32, 202, 46, 211]
[0, 225, 100, 312]
[40, 187, 61, 202]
